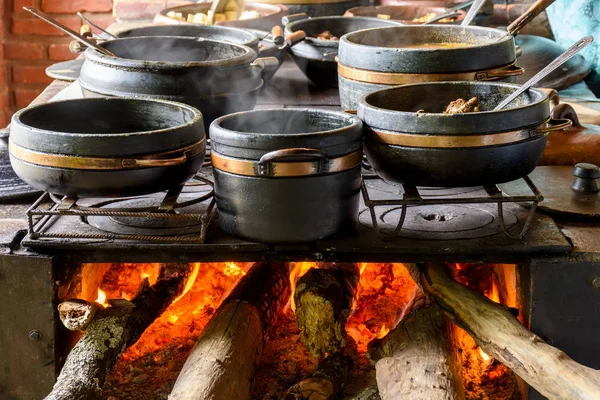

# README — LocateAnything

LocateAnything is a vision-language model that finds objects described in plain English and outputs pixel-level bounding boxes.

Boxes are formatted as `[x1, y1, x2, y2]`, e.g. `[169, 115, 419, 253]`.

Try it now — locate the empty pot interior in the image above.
[364, 83, 545, 113]
[346, 26, 504, 48]
[101, 37, 249, 62]
[19, 99, 197, 134]
[291, 17, 398, 40]
[219, 110, 355, 134]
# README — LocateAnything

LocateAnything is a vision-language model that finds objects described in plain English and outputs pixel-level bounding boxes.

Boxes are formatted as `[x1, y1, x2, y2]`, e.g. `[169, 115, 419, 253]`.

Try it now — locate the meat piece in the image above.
[314, 31, 339, 41]
[443, 97, 481, 114]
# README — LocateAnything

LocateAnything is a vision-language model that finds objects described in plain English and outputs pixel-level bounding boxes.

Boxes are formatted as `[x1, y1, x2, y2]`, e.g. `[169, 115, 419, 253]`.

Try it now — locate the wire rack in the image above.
[26, 176, 216, 243]
[361, 174, 544, 241]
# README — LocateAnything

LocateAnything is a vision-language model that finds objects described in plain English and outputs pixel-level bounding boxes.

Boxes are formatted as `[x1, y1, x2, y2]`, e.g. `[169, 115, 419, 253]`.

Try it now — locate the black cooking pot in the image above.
[358, 82, 572, 187]
[284, 16, 401, 87]
[79, 37, 277, 128]
[338, 25, 524, 109]
[9, 98, 206, 197]
[116, 24, 261, 51]
[210, 108, 363, 243]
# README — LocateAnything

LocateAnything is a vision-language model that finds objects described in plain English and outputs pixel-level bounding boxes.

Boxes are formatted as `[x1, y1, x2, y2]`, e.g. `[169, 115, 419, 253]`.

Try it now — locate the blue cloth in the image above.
[546, 0, 600, 73]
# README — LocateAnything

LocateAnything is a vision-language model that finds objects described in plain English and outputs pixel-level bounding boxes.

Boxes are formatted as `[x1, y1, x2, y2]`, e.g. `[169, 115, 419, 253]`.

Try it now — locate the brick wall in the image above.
[0, 0, 115, 125]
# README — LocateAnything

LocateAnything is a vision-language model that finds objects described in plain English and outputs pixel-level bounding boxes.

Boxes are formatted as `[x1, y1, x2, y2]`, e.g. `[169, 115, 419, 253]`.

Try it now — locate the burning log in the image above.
[169, 262, 290, 400]
[58, 299, 98, 331]
[285, 351, 354, 400]
[294, 263, 360, 358]
[368, 286, 464, 400]
[410, 263, 600, 400]
[45, 264, 191, 400]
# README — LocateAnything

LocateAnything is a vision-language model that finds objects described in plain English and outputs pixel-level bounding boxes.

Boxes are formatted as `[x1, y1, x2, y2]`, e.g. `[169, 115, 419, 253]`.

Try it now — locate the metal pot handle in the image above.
[282, 13, 309, 26]
[258, 148, 328, 175]
[251, 56, 280, 72]
[536, 118, 573, 134]
[122, 154, 187, 168]
[476, 64, 524, 81]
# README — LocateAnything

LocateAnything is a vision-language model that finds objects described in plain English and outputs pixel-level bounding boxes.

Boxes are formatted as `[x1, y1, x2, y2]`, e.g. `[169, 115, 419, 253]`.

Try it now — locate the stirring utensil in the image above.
[494, 36, 594, 111]
[24, 7, 115, 57]
[422, 0, 474, 24]
[77, 12, 117, 39]
[495, 0, 558, 43]
[461, 0, 487, 26]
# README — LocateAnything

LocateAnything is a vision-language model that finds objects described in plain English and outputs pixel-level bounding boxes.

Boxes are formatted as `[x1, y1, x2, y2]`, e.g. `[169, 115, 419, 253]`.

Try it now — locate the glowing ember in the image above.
[173, 262, 200, 304]
[223, 262, 246, 277]
[479, 347, 491, 361]
[95, 289, 109, 308]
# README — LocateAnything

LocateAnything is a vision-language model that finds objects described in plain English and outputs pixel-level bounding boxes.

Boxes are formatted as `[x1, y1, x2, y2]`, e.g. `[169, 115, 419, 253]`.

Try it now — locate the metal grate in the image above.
[26, 176, 216, 243]
[361, 174, 544, 240]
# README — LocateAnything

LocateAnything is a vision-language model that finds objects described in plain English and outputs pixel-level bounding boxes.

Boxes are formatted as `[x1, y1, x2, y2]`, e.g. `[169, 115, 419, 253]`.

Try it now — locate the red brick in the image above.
[0, 90, 10, 110]
[15, 87, 43, 108]
[4, 42, 46, 59]
[13, 0, 34, 13]
[13, 65, 53, 84]
[12, 16, 81, 36]
[0, 67, 8, 86]
[41, 0, 113, 13]
[48, 43, 76, 61]
[0, 111, 11, 128]
[113, 0, 166, 21]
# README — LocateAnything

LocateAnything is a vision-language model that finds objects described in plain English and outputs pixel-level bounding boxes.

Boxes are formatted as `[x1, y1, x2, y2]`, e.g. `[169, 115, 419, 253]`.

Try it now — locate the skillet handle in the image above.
[507, 0, 557, 37]
[536, 118, 573, 134]
[251, 56, 280, 72]
[123, 154, 187, 168]
[476, 64, 524, 80]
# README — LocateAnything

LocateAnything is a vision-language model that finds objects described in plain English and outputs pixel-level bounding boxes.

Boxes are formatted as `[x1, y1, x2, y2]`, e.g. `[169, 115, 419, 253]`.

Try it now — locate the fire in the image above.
[173, 262, 200, 304]
[479, 347, 491, 362]
[95, 289, 109, 307]
[223, 262, 246, 277]
[288, 262, 317, 311]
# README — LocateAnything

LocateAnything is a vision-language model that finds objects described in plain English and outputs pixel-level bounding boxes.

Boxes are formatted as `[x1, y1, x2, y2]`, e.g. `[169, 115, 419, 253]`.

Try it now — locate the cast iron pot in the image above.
[357, 82, 572, 187]
[284, 15, 401, 87]
[210, 108, 363, 243]
[155, 2, 288, 31]
[338, 25, 524, 110]
[9, 98, 206, 197]
[114, 25, 284, 80]
[78, 36, 276, 128]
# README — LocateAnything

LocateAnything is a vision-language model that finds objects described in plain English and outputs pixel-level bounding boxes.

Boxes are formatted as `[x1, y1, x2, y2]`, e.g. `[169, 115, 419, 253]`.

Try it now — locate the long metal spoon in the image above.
[423, 0, 474, 25]
[494, 36, 594, 111]
[461, 0, 487, 26]
[77, 12, 117, 39]
[23, 7, 116, 57]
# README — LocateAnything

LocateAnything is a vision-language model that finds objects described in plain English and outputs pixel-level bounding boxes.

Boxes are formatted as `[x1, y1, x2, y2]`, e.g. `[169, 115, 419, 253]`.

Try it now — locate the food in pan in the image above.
[166, 1, 260, 25]
[443, 97, 481, 114]
[412, 12, 456, 23]
[313, 31, 339, 41]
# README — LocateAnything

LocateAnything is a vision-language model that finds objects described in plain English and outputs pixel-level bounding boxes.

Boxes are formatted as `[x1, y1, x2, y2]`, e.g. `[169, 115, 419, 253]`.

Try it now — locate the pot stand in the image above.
[360, 174, 543, 241]
[25, 176, 216, 243]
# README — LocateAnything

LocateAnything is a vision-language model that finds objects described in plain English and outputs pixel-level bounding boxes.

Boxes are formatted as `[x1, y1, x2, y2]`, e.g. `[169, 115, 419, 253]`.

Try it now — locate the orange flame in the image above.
[223, 262, 246, 277]
[288, 262, 317, 311]
[479, 347, 491, 361]
[173, 262, 201, 304]
[96, 289, 109, 308]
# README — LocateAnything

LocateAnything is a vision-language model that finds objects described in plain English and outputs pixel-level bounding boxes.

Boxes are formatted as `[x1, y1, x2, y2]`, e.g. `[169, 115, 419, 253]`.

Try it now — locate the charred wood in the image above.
[169, 262, 290, 400]
[285, 351, 354, 400]
[410, 263, 600, 400]
[294, 263, 360, 358]
[368, 286, 463, 400]
[45, 264, 191, 400]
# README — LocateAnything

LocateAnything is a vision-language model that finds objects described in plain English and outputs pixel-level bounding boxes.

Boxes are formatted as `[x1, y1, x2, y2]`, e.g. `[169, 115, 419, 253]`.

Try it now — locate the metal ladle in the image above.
[461, 0, 487, 26]
[77, 12, 117, 40]
[494, 36, 594, 111]
[23, 7, 116, 57]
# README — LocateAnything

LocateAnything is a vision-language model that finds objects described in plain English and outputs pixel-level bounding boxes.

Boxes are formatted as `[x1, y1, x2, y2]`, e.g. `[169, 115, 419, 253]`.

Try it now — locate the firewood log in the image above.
[409, 263, 600, 400]
[58, 299, 98, 331]
[45, 264, 191, 400]
[294, 263, 360, 359]
[285, 351, 354, 400]
[368, 286, 464, 400]
[169, 262, 290, 400]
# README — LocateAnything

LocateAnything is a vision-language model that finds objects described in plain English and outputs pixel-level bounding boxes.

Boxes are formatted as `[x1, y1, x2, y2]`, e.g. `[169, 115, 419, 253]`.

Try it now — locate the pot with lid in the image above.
[78, 36, 279, 128]
[9, 98, 206, 197]
[210, 108, 363, 243]
[358, 81, 572, 187]
[338, 25, 524, 110]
